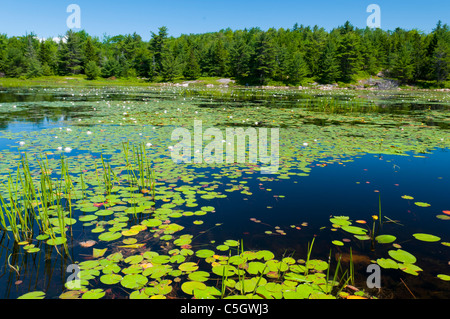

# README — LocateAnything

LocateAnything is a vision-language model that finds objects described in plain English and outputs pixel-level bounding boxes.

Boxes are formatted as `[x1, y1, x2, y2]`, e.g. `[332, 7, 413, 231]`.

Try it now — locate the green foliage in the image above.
[84, 60, 101, 80]
[0, 21, 449, 85]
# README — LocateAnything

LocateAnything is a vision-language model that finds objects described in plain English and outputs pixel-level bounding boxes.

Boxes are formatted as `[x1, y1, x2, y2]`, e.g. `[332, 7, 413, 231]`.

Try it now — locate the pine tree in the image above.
[286, 52, 309, 84]
[85, 60, 101, 80]
[58, 30, 83, 75]
[24, 35, 43, 78]
[389, 42, 415, 83]
[229, 34, 252, 81]
[432, 40, 450, 83]
[183, 47, 201, 80]
[336, 24, 363, 82]
[252, 31, 276, 84]
[317, 40, 340, 84]
[149, 26, 169, 75]
[83, 37, 99, 66]
[161, 50, 182, 81]
[212, 38, 228, 76]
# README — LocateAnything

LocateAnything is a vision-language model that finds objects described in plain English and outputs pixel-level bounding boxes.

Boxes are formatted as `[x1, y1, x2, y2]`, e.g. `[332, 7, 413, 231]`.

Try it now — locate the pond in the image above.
[0, 86, 449, 299]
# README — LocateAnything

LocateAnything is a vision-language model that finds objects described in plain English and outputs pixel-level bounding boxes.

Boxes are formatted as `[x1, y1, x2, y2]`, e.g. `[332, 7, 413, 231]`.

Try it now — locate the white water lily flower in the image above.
[87, 131, 92, 135]
[303, 142, 309, 147]
[19, 141, 25, 146]
[146, 143, 152, 147]
[57, 146, 63, 151]
[64, 147, 72, 153]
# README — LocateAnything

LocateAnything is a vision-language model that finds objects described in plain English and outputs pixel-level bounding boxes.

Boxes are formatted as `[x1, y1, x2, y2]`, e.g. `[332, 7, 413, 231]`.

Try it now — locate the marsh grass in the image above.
[0, 144, 156, 254]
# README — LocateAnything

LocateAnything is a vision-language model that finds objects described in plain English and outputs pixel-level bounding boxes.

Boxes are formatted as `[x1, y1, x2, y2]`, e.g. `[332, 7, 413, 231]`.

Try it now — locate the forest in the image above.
[0, 21, 449, 87]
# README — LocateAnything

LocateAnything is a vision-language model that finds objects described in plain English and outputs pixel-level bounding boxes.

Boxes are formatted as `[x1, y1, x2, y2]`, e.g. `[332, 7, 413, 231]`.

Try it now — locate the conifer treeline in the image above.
[0, 21, 449, 86]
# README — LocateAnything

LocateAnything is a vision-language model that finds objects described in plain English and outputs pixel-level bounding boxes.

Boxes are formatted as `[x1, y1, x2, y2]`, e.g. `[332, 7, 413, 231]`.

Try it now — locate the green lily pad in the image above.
[376, 258, 399, 269]
[188, 271, 210, 282]
[375, 235, 397, 244]
[178, 262, 199, 272]
[212, 264, 237, 277]
[181, 281, 206, 295]
[388, 249, 417, 264]
[98, 231, 122, 242]
[46, 237, 67, 246]
[414, 202, 431, 207]
[82, 289, 105, 299]
[224, 239, 240, 247]
[17, 291, 46, 299]
[195, 249, 215, 258]
[121, 274, 148, 290]
[437, 274, 450, 281]
[413, 233, 441, 242]
[341, 225, 368, 235]
[100, 274, 123, 285]
[79, 214, 98, 222]
[332, 240, 344, 246]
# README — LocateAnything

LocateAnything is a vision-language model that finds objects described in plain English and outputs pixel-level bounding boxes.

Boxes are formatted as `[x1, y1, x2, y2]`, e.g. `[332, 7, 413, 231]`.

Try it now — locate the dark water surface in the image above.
[0, 87, 449, 299]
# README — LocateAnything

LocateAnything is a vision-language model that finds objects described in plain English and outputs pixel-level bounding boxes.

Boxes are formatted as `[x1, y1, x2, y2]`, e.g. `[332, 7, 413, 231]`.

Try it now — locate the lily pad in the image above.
[375, 235, 397, 244]
[100, 274, 123, 285]
[414, 202, 431, 207]
[181, 281, 207, 295]
[341, 225, 368, 235]
[376, 258, 399, 269]
[413, 233, 441, 242]
[121, 274, 148, 290]
[388, 249, 417, 264]
[178, 262, 199, 272]
[17, 291, 46, 299]
[82, 289, 105, 299]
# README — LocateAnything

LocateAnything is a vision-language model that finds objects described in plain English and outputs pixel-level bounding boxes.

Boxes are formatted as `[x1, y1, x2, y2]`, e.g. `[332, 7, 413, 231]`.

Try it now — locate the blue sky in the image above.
[0, 0, 448, 40]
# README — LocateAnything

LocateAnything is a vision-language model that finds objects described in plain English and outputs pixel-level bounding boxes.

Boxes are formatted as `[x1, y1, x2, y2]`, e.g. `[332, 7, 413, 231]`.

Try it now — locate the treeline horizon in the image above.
[0, 21, 449, 86]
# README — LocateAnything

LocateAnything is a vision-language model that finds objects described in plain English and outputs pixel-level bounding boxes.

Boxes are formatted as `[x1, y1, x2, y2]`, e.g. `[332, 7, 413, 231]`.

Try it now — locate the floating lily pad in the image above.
[375, 235, 397, 244]
[82, 289, 105, 299]
[414, 202, 431, 207]
[188, 271, 210, 282]
[178, 262, 198, 272]
[376, 258, 399, 269]
[413, 233, 441, 242]
[195, 249, 215, 258]
[388, 249, 417, 264]
[121, 274, 148, 290]
[17, 291, 46, 299]
[181, 281, 206, 295]
[437, 274, 450, 281]
[98, 232, 122, 242]
[341, 225, 368, 235]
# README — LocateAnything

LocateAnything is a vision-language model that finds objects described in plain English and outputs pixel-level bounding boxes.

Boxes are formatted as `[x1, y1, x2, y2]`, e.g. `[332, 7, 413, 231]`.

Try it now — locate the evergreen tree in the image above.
[24, 34, 43, 78]
[161, 50, 182, 81]
[389, 42, 415, 83]
[337, 30, 363, 82]
[286, 52, 309, 84]
[149, 26, 169, 75]
[211, 38, 228, 76]
[317, 40, 340, 84]
[83, 36, 99, 66]
[432, 40, 450, 83]
[84, 60, 101, 80]
[183, 46, 201, 80]
[229, 34, 252, 81]
[252, 31, 276, 84]
[58, 30, 83, 75]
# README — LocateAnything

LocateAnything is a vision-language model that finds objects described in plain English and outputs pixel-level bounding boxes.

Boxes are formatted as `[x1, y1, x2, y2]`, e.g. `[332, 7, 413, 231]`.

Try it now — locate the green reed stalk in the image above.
[349, 247, 355, 286]
[304, 237, 315, 276]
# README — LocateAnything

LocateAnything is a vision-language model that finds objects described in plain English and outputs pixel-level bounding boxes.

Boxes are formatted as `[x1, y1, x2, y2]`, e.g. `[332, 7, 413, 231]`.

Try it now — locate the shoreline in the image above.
[1, 75, 449, 92]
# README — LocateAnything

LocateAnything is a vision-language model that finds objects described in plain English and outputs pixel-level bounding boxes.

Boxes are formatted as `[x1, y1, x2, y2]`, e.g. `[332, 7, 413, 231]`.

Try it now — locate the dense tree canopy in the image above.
[0, 21, 449, 86]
